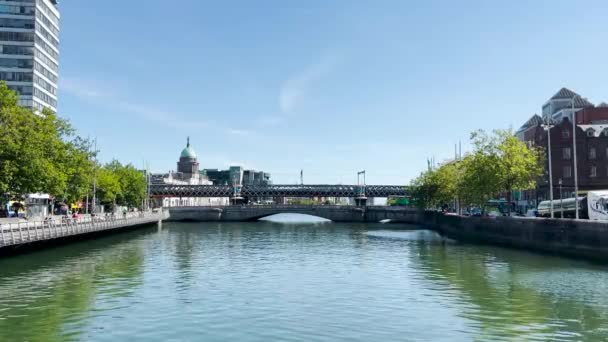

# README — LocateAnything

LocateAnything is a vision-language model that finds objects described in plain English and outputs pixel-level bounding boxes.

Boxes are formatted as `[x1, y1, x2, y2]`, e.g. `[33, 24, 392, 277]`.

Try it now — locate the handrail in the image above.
[0, 211, 165, 248]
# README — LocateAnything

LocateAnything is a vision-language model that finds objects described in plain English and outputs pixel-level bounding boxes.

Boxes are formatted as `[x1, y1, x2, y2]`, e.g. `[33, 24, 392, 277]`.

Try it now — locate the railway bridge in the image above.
[150, 184, 409, 205]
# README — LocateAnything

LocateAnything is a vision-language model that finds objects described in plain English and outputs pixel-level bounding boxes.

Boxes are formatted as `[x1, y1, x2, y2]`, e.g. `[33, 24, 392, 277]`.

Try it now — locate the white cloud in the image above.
[227, 128, 253, 136]
[60, 77, 112, 99]
[60, 76, 209, 130]
[279, 55, 337, 115]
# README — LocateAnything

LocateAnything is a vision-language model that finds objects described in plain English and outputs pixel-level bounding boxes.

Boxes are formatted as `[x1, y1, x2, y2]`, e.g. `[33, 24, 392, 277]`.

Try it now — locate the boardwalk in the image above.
[0, 211, 166, 248]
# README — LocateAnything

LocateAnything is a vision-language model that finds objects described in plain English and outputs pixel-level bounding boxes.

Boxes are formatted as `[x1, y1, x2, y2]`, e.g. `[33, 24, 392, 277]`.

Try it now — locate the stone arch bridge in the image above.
[167, 205, 418, 223]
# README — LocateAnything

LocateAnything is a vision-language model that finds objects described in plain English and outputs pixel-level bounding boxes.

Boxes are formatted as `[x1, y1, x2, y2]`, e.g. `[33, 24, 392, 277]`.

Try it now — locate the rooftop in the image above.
[549, 87, 594, 107]
[180, 137, 197, 159]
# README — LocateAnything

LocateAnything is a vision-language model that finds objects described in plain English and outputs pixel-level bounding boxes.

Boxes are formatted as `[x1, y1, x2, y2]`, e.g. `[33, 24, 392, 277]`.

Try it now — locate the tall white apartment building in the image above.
[0, 0, 59, 112]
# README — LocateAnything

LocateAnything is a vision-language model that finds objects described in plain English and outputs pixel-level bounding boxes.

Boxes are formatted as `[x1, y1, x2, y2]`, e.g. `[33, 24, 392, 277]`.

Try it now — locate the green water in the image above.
[0, 221, 607, 341]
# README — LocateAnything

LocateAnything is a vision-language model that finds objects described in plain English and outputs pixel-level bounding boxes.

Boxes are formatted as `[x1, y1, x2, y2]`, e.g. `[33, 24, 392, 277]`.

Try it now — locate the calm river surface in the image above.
[1, 219, 608, 341]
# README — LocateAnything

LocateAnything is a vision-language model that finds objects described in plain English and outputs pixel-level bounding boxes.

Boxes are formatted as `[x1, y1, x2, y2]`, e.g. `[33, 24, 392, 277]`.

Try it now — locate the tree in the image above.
[0, 83, 95, 206]
[97, 160, 146, 210]
[410, 129, 543, 214]
[459, 129, 543, 213]
[96, 168, 121, 208]
[108, 160, 146, 208]
[494, 130, 543, 214]
[410, 162, 461, 210]
[61, 137, 95, 204]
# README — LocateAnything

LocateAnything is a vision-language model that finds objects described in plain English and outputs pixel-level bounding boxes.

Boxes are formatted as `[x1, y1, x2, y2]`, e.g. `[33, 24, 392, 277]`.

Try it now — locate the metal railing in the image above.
[0, 211, 166, 248]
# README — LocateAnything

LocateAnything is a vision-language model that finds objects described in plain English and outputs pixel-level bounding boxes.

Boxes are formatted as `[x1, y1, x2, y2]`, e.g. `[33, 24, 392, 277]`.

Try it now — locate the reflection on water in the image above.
[0, 222, 607, 341]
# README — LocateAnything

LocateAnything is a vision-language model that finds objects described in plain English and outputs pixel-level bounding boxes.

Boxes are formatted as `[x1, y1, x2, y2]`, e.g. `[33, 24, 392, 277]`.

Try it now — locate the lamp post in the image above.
[572, 96, 579, 219]
[558, 178, 563, 218]
[542, 120, 555, 218]
[356, 170, 366, 206]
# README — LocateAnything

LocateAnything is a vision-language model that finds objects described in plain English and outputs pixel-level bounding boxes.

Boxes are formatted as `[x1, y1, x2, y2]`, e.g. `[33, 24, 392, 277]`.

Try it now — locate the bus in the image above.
[387, 196, 410, 206]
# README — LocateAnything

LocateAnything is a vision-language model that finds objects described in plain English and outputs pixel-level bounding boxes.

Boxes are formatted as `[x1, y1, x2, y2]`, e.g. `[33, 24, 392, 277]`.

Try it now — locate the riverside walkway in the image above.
[0, 211, 167, 249]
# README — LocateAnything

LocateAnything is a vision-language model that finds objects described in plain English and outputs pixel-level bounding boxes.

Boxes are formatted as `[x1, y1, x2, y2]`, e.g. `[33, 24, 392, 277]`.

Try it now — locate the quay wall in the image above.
[394, 209, 608, 262]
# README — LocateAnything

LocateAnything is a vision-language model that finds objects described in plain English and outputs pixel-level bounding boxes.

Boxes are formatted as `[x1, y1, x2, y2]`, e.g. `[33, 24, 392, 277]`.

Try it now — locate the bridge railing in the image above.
[0, 211, 166, 248]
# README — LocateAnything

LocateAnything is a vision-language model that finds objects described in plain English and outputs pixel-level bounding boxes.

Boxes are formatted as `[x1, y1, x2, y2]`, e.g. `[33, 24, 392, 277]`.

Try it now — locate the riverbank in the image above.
[0, 211, 166, 255]
[399, 210, 608, 262]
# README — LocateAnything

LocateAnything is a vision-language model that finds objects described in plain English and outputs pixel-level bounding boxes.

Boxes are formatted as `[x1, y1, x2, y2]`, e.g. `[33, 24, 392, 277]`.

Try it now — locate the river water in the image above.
[1, 219, 608, 341]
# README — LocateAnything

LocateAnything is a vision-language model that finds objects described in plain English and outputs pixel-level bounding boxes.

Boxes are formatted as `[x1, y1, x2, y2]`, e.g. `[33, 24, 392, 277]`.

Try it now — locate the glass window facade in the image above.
[0, 71, 33, 82]
[0, 4, 35, 16]
[34, 48, 57, 72]
[0, 57, 34, 68]
[33, 73, 55, 95]
[35, 9, 58, 36]
[0, 44, 34, 55]
[563, 166, 572, 178]
[34, 61, 57, 83]
[8, 84, 33, 95]
[33, 86, 56, 107]
[35, 21, 58, 48]
[0, 31, 35, 42]
[0, 18, 35, 29]
[36, 0, 59, 28]
[0, 0, 59, 111]
[34, 35, 57, 59]
[589, 147, 597, 160]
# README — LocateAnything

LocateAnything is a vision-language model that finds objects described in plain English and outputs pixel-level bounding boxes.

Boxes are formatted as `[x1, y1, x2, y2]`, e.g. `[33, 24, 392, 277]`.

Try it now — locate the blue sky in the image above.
[58, 0, 608, 184]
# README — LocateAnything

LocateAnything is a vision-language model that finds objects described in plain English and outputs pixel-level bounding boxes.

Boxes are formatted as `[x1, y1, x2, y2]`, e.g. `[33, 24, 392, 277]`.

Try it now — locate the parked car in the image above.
[526, 209, 538, 217]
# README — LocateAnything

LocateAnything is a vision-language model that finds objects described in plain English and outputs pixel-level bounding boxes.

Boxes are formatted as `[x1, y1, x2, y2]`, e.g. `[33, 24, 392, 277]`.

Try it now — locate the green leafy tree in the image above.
[494, 130, 544, 213]
[95, 168, 121, 208]
[98, 160, 146, 209]
[0, 83, 94, 204]
[411, 129, 543, 213]
[112, 161, 146, 208]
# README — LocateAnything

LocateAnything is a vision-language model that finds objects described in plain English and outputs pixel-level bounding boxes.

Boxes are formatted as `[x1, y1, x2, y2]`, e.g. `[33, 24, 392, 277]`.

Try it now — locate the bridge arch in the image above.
[249, 212, 333, 222]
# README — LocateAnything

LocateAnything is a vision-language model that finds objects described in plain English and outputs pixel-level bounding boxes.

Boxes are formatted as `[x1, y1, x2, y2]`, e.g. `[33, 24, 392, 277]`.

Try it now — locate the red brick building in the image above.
[516, 88, 608, 211]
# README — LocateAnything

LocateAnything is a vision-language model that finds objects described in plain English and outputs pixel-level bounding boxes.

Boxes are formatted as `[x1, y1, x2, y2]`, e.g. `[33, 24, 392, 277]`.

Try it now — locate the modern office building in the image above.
[0, 0, 60, 112]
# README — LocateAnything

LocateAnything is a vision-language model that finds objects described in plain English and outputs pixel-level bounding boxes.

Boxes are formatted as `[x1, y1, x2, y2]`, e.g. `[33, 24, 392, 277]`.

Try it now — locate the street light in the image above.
[542, 120, 555, 218]
[571, 95, 579, 219]
[558, 178, 563, 218]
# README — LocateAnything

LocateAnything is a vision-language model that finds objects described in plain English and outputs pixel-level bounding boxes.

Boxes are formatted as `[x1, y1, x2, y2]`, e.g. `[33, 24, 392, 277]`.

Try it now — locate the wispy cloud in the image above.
[60, 76, 210, 130]
[279, 54, 338, 115]
[61, 77, 112, 99]
[226, 128, 253, 136]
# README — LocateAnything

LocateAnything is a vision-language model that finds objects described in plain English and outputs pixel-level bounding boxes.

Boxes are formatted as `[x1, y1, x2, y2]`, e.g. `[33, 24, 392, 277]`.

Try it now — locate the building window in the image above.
[589, 147, 597, 160]
[591, 166, 597, 178]
[562, 129, 570, 139]
[563, 166, 572, 178]
[563, 147, 571, 160]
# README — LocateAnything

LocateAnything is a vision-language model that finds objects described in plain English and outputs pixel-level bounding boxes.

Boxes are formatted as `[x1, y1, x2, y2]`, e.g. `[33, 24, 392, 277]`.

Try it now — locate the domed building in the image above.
[162, 137, 211, 186]
[177, 137, 199, 180]
[156, 137, 228, 207]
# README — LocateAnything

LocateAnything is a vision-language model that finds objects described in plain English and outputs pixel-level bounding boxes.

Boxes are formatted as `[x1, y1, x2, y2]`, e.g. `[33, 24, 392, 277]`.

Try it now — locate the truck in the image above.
[586, 190, 608, 220]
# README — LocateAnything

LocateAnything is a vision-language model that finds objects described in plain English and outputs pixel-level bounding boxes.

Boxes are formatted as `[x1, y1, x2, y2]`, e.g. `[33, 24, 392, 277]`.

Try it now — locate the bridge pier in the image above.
[355, 197, 367, 206]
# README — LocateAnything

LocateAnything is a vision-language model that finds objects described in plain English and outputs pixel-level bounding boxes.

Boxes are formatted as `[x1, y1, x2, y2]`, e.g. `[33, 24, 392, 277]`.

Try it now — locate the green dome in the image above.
[180, 137, 197, 159]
